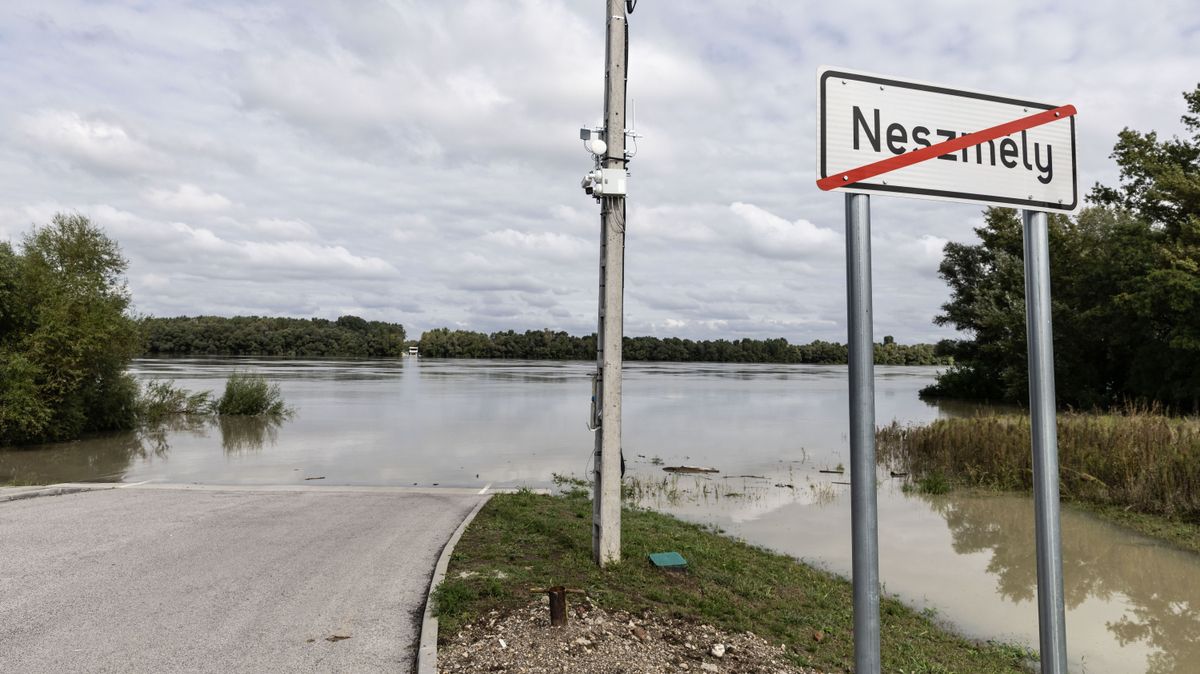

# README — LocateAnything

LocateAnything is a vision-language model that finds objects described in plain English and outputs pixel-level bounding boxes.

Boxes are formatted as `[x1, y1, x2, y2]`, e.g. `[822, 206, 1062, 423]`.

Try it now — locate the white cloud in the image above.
[20, 110, 165, 174]
[480, 229, 591, 261]
[165, 221, 398, 279]
[251, 218, 318, 240]
[730, 202, 839, 260]
[144, 184, 233, 213]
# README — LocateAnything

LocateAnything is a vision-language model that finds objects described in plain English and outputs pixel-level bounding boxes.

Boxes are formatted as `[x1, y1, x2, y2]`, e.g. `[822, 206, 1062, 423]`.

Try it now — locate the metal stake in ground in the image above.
[845, 192, 881, 673]
[1021, 209, 1069, 673]
[592, 0, 628, 567]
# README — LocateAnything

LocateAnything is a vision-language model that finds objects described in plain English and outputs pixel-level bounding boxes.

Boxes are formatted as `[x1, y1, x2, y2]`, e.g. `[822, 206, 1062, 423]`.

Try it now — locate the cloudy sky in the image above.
[1, 1, 1196, 343]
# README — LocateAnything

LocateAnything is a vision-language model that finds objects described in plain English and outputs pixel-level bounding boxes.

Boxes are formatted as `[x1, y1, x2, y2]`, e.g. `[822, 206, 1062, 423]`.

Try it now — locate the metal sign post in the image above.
[1021, 209, 1068, 674]
[818, 67, 1078, 673]
[845, 192, 881, 674]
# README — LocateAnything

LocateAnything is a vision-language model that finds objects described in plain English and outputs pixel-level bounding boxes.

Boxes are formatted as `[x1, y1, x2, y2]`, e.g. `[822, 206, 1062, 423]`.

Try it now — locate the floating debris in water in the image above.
[663, 466, 719, 474]
[304, 476, 325, 481]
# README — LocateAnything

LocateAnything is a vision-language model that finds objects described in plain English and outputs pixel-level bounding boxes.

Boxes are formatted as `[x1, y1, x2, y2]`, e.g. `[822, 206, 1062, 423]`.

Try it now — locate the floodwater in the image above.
[2, 357, 1197, 673]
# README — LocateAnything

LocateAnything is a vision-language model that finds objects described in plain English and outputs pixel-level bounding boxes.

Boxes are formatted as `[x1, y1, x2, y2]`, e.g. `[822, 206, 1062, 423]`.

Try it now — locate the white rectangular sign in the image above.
[817, 67, 1077, 212]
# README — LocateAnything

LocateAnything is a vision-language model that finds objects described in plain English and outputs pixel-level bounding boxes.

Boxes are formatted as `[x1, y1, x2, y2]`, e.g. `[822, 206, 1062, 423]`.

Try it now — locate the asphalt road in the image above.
[0, 485, 486, 673]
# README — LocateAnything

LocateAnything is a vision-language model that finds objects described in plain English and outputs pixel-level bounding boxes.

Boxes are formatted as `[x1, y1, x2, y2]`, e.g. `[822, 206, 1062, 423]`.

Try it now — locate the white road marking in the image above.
[477, 483, 492, 495]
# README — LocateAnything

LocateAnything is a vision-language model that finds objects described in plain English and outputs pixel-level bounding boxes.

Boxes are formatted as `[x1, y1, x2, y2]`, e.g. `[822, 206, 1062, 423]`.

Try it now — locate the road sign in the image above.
[818, 66, 1075, 674]
[817, 67, 1077, 212]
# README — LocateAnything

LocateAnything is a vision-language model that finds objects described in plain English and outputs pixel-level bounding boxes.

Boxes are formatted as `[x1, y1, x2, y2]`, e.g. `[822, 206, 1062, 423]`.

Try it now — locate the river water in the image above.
[2, 357, 1196, 673]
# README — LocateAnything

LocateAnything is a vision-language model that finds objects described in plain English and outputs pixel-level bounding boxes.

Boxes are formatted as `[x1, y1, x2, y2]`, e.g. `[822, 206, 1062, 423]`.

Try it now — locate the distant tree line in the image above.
[924, 85, 1200, 410]
[141, 315, 407, 358]
[418, 328, 951, 365]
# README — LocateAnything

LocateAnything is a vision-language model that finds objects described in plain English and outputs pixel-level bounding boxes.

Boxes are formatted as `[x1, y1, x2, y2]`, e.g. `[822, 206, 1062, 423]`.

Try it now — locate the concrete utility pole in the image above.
[591, 0, 628, 567]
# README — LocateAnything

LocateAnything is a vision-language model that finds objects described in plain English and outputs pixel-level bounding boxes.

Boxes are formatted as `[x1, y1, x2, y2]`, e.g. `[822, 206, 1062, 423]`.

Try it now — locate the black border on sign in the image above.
[819, 70, 1078, 212]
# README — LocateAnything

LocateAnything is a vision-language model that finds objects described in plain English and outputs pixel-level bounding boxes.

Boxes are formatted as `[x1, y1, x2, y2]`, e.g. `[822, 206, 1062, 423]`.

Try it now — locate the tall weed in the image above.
[877, 408, 1200, 520]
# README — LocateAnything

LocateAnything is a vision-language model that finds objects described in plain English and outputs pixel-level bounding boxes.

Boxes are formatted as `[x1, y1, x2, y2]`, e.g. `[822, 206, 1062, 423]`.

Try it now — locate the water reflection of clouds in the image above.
[928, 494, 1200, 674]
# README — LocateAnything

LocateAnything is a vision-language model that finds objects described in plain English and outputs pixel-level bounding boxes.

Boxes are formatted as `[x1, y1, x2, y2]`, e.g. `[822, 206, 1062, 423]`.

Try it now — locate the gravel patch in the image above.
[440, 599, 823, 673]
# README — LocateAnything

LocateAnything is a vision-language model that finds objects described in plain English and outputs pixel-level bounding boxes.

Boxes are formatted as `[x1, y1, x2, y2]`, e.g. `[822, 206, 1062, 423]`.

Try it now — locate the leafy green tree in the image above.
[926, 84, 1200, 410]
[1091, 84, 1200, 409]
[0, 214, 142, 445]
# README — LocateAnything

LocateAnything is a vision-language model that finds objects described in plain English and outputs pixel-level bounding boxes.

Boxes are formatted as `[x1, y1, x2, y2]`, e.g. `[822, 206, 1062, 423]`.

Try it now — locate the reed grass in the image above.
[877, 409, 1200, 521]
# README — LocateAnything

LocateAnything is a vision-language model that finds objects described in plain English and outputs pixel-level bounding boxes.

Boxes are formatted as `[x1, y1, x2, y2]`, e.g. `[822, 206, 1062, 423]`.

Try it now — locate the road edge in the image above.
[416, 493, 492, 674]
[0, 483, 117, 504]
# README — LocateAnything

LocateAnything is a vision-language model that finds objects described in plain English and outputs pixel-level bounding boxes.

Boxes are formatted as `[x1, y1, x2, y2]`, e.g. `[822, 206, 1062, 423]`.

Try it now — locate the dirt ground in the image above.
[439, 599, 823, 674]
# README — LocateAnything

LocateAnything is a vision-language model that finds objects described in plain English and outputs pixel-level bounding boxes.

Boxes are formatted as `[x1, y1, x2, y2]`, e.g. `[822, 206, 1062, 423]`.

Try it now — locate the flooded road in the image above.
[2, 357, 1197, 673]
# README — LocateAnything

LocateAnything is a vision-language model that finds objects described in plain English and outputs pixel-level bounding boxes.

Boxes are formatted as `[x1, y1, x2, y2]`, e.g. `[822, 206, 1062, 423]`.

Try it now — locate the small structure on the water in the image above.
[407, 346, 419, 357]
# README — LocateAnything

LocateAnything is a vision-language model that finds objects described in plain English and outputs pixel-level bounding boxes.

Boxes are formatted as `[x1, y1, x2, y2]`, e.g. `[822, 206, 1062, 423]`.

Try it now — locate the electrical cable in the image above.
[626, 0, 637, 14]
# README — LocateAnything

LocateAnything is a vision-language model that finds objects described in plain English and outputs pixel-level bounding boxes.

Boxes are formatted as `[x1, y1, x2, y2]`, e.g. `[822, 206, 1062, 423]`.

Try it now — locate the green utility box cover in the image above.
[648, 551, 688, 569]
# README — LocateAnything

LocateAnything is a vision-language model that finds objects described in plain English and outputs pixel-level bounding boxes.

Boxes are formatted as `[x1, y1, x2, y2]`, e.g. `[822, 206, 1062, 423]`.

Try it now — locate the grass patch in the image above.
[438, 491, 1033, 673]
[877, 410, 1200, 550]
[213, 371, 289, 417]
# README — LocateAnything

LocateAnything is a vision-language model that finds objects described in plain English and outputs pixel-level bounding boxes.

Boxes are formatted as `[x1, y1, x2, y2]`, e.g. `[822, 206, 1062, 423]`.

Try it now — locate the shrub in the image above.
[213, 371, 289, 417]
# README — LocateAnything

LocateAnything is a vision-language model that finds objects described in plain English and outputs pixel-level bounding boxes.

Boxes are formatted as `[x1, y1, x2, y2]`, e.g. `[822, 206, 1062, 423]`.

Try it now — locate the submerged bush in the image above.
[136, 380, 212, 424]
[214, 371, 289, 417]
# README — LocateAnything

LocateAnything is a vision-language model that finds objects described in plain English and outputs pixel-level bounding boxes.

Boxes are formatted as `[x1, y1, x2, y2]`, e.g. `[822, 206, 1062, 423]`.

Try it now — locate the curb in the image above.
[416, 493, 492, 674]
[0, 483, 117, 504]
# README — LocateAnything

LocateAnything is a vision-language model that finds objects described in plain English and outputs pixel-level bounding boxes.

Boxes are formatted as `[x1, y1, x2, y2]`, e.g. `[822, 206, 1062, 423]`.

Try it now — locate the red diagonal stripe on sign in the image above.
[817, 104, 1077, 191]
